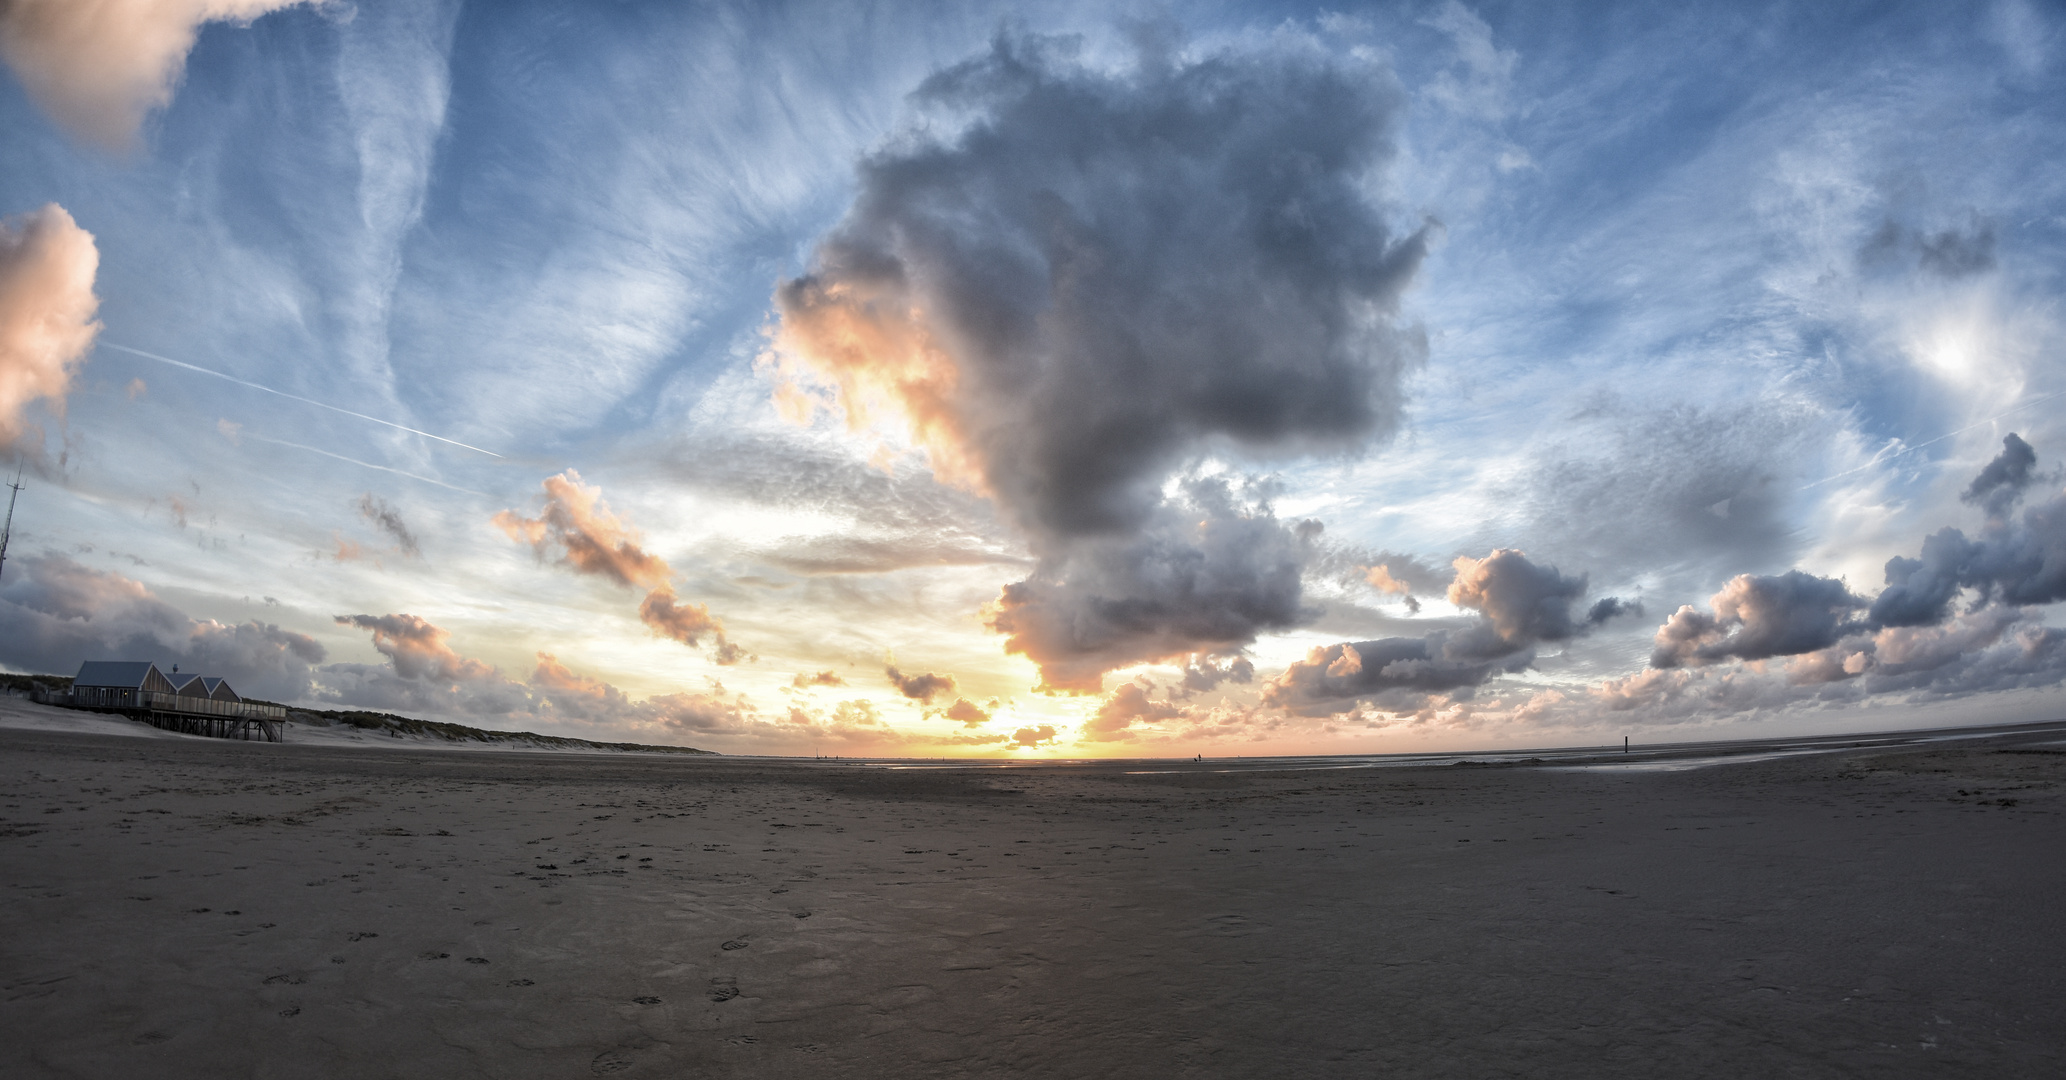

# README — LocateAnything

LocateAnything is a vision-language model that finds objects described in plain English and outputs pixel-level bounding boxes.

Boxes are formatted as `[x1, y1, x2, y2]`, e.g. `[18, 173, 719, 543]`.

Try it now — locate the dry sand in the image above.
[3, 711, 2063, 1078]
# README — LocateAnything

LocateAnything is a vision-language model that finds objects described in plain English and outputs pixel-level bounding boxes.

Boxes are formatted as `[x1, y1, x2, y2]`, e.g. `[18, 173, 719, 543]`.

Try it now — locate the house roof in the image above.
[168, 672, 208, 695]
[200, 677, 240, 702]
[73, 661, 164, 690]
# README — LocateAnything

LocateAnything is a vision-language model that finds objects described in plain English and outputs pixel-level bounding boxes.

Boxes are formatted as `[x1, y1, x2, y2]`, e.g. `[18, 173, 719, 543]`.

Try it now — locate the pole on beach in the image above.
[0, 463, 23, 584]
[1624, 736, 1629, 754]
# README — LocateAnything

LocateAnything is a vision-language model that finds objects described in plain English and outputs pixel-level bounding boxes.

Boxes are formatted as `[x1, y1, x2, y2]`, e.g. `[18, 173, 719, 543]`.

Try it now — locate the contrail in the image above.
[240, 433, 488, 495]
[102, 342, 503, 458]
[1801, 386, 2066, 491]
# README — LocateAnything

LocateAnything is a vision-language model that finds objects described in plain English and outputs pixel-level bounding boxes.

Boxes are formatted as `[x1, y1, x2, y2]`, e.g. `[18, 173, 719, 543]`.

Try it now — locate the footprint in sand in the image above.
[721, 939, 749, 951]
[709, 978, 740, 1002]
[465, 957, 491, 964]
[347, 932, 378, 942]
[418, 951, 450, 960]
[633, 996, 661, 1005]
[590, 1049, 635, 1074]
[278, 1006, 300, 1018]
[506, 979, 535, 987]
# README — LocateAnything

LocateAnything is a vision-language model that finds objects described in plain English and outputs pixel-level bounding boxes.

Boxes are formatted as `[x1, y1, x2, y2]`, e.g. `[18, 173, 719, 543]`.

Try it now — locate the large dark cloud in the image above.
[988, 479, 1323, 691]
[773, 31, 1430, 689]
[0, 553, 324, 701]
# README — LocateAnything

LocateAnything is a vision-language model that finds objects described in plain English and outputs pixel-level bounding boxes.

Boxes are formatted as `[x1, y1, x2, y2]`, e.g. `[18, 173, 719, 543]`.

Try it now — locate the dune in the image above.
[0, 692, 715, 756]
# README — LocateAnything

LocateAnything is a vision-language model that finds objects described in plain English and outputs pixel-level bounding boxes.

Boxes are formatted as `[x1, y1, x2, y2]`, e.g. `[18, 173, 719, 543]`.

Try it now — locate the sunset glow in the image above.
[4, 1, 2064, 757]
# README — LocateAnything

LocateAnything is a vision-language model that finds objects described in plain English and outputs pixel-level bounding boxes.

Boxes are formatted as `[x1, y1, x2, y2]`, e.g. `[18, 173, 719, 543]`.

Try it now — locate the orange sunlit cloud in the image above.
[0, 203, 99, 448]
[0, 0, 310, 151]
[768, 276, 984, 490]
[496, 469, 741, 664]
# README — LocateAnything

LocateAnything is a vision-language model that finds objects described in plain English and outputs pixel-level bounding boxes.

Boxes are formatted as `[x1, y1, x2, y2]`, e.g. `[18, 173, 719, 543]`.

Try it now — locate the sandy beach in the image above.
[3, 708, 2063, 1079]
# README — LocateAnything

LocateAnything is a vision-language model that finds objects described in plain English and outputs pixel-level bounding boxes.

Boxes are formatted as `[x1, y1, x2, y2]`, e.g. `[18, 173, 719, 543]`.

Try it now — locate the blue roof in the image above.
[73, 661, 163, 689]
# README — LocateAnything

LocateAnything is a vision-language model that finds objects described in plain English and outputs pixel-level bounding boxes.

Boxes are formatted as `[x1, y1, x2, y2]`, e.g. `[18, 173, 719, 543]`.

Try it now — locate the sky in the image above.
[2, 0, 2064, 757]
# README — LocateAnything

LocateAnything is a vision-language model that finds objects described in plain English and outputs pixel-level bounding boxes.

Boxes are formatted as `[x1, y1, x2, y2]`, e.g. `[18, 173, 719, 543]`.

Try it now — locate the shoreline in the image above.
[9, 689, 2063, 768]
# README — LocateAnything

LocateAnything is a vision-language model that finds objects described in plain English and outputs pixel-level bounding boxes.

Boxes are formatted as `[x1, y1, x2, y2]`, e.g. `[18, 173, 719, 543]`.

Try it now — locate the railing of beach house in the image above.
[34, 688, 285, 719]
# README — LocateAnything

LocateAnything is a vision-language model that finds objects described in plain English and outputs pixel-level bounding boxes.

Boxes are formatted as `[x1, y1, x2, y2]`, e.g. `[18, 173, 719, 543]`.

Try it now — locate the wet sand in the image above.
[3, 718, 2063, 1078]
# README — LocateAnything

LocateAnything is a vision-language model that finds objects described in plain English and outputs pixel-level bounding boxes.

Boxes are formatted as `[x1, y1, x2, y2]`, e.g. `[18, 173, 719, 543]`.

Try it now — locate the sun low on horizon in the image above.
[2, 0, 2064, 758]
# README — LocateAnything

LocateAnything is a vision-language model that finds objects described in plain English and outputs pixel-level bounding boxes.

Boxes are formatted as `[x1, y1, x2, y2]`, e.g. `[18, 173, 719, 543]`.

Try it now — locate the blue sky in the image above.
[2, 0, 2063, 754]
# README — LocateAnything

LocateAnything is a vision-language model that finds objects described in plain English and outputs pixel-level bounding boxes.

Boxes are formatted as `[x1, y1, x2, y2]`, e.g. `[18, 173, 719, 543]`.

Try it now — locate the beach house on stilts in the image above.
[45, 661, 287, 741]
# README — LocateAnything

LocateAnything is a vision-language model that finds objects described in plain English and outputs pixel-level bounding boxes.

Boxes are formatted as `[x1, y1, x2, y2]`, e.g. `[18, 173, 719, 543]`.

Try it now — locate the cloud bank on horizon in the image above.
[2, 0, 2065, 755]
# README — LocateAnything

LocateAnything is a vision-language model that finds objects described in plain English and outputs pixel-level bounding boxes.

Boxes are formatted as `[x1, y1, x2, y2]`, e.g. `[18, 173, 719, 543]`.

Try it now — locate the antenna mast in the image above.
[0, 465, 22, 584]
